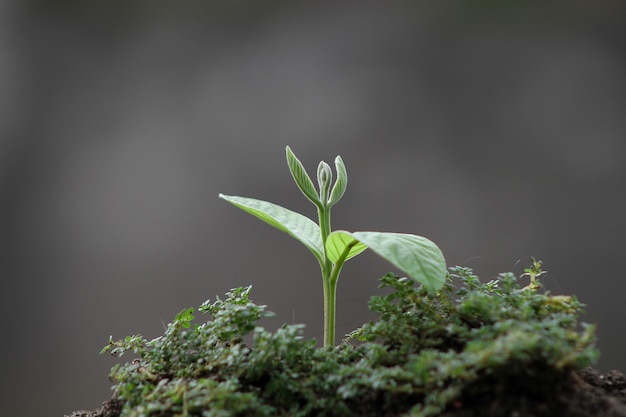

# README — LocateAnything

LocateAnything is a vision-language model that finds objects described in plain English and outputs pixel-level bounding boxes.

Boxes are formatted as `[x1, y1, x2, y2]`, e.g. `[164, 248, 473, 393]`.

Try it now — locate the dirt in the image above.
[439, 367, 626, 417]
[67, 367, 626, 417]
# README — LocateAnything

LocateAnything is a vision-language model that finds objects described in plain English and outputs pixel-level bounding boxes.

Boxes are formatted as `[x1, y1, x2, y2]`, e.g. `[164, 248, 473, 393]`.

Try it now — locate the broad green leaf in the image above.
[353, 231, 446, 293]
[219, 194, 324, 264]
[286, 146, 321, 206]
[326, 230, 368, 263]
[328, 155, 347, 207]
[327, 231, 446, 293]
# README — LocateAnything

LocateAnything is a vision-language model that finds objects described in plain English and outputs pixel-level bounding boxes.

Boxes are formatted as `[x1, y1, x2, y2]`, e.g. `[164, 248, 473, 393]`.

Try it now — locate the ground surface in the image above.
[68, 367, 626, 417]
[438, 367, 626, 417]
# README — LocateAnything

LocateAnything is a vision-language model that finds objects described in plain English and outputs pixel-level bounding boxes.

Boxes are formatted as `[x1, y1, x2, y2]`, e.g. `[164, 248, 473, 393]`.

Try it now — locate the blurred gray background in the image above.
[1, 1, 625, 416]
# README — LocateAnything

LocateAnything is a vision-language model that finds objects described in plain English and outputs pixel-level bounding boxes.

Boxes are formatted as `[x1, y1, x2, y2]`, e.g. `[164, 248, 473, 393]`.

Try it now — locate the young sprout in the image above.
[521, 258, 547, 291]
[219, 146, 447, 347]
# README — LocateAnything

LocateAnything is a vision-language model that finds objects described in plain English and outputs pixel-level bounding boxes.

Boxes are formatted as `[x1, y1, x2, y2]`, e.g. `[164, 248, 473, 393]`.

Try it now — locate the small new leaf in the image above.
[328, 155, 347, 207]
[326, 231, 368, 263]
[286, 146, 321, 207]
[175, 307, 195, 328]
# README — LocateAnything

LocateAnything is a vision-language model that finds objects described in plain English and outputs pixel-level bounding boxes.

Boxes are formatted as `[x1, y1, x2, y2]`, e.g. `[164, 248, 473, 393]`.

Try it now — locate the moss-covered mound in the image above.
[75, 264, 625, 417]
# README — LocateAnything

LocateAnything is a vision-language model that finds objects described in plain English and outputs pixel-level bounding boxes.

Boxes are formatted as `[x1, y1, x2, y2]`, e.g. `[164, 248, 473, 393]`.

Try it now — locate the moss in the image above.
[101, 264, 598, 417]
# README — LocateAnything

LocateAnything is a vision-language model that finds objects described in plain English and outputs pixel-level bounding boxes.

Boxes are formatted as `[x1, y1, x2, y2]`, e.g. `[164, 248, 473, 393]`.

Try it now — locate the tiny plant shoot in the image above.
[219, 146, 446, 347]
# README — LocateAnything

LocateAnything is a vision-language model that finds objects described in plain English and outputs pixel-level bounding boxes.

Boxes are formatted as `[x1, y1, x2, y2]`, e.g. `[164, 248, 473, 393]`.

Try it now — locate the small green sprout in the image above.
[521, 257, 547, 291]
[219, 146, 447, 347]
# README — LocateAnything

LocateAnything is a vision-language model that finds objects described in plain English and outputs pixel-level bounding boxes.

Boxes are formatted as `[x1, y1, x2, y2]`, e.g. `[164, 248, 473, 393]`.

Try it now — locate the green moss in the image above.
[102, 264, 598, 417]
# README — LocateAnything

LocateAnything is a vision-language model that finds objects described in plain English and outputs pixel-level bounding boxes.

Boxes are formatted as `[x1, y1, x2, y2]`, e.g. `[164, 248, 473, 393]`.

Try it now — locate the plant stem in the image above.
[322, 276, 336, 348]
[318, 205, 336, 348]
[318, 206, 332, 253]
[322, 242, 355, 348]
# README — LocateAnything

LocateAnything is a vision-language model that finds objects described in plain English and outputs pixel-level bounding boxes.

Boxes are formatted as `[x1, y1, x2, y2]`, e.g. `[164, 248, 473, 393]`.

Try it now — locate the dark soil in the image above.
[68, 367, 626, 417]
[439, 367, 626, 417]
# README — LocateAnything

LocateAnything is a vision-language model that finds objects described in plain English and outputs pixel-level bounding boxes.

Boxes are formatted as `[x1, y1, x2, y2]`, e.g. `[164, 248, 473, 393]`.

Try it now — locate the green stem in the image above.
[322, 276, 336, 348]
[318, 206, 332, 252]
[316, 202, 339, 348]
[322, 241, 356, 348]
[318, 204, 333, 347]
[317, 207, 332, 277]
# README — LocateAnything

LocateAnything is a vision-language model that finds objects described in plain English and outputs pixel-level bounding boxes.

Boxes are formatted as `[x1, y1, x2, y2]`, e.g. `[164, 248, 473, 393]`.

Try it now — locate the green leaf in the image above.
[175, 307, 195, 328]
[327, 231, 446, 293]
[354, 231, 446, 293]
[219, 194, 324, 264]
[328, 155, 347, 207]
[286, 146, 321, 206]
[325, 230, 369, 263]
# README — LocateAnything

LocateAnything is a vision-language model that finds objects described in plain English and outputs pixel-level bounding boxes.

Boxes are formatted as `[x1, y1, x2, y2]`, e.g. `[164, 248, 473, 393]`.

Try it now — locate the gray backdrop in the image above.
[1, 2, 625, 416]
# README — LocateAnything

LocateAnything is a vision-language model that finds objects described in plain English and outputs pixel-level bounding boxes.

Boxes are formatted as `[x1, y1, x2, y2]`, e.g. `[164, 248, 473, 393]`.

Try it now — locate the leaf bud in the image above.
[317, 161, 333, 204]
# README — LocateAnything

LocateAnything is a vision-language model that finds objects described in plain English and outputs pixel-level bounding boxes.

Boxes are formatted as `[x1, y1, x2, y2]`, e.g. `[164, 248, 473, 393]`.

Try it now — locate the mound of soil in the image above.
[440, 367, 626, 417]
[67, 367, 626, 417]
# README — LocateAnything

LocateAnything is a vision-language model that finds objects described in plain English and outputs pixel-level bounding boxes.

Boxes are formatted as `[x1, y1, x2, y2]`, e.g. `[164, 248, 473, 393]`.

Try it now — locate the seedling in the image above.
[219, 146, 447, 347]
[521, 257, 547, 291]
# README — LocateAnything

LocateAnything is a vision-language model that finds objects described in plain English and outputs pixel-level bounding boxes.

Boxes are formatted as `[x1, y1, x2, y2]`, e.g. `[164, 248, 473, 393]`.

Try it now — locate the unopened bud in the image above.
[317, 161, 333, 203]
